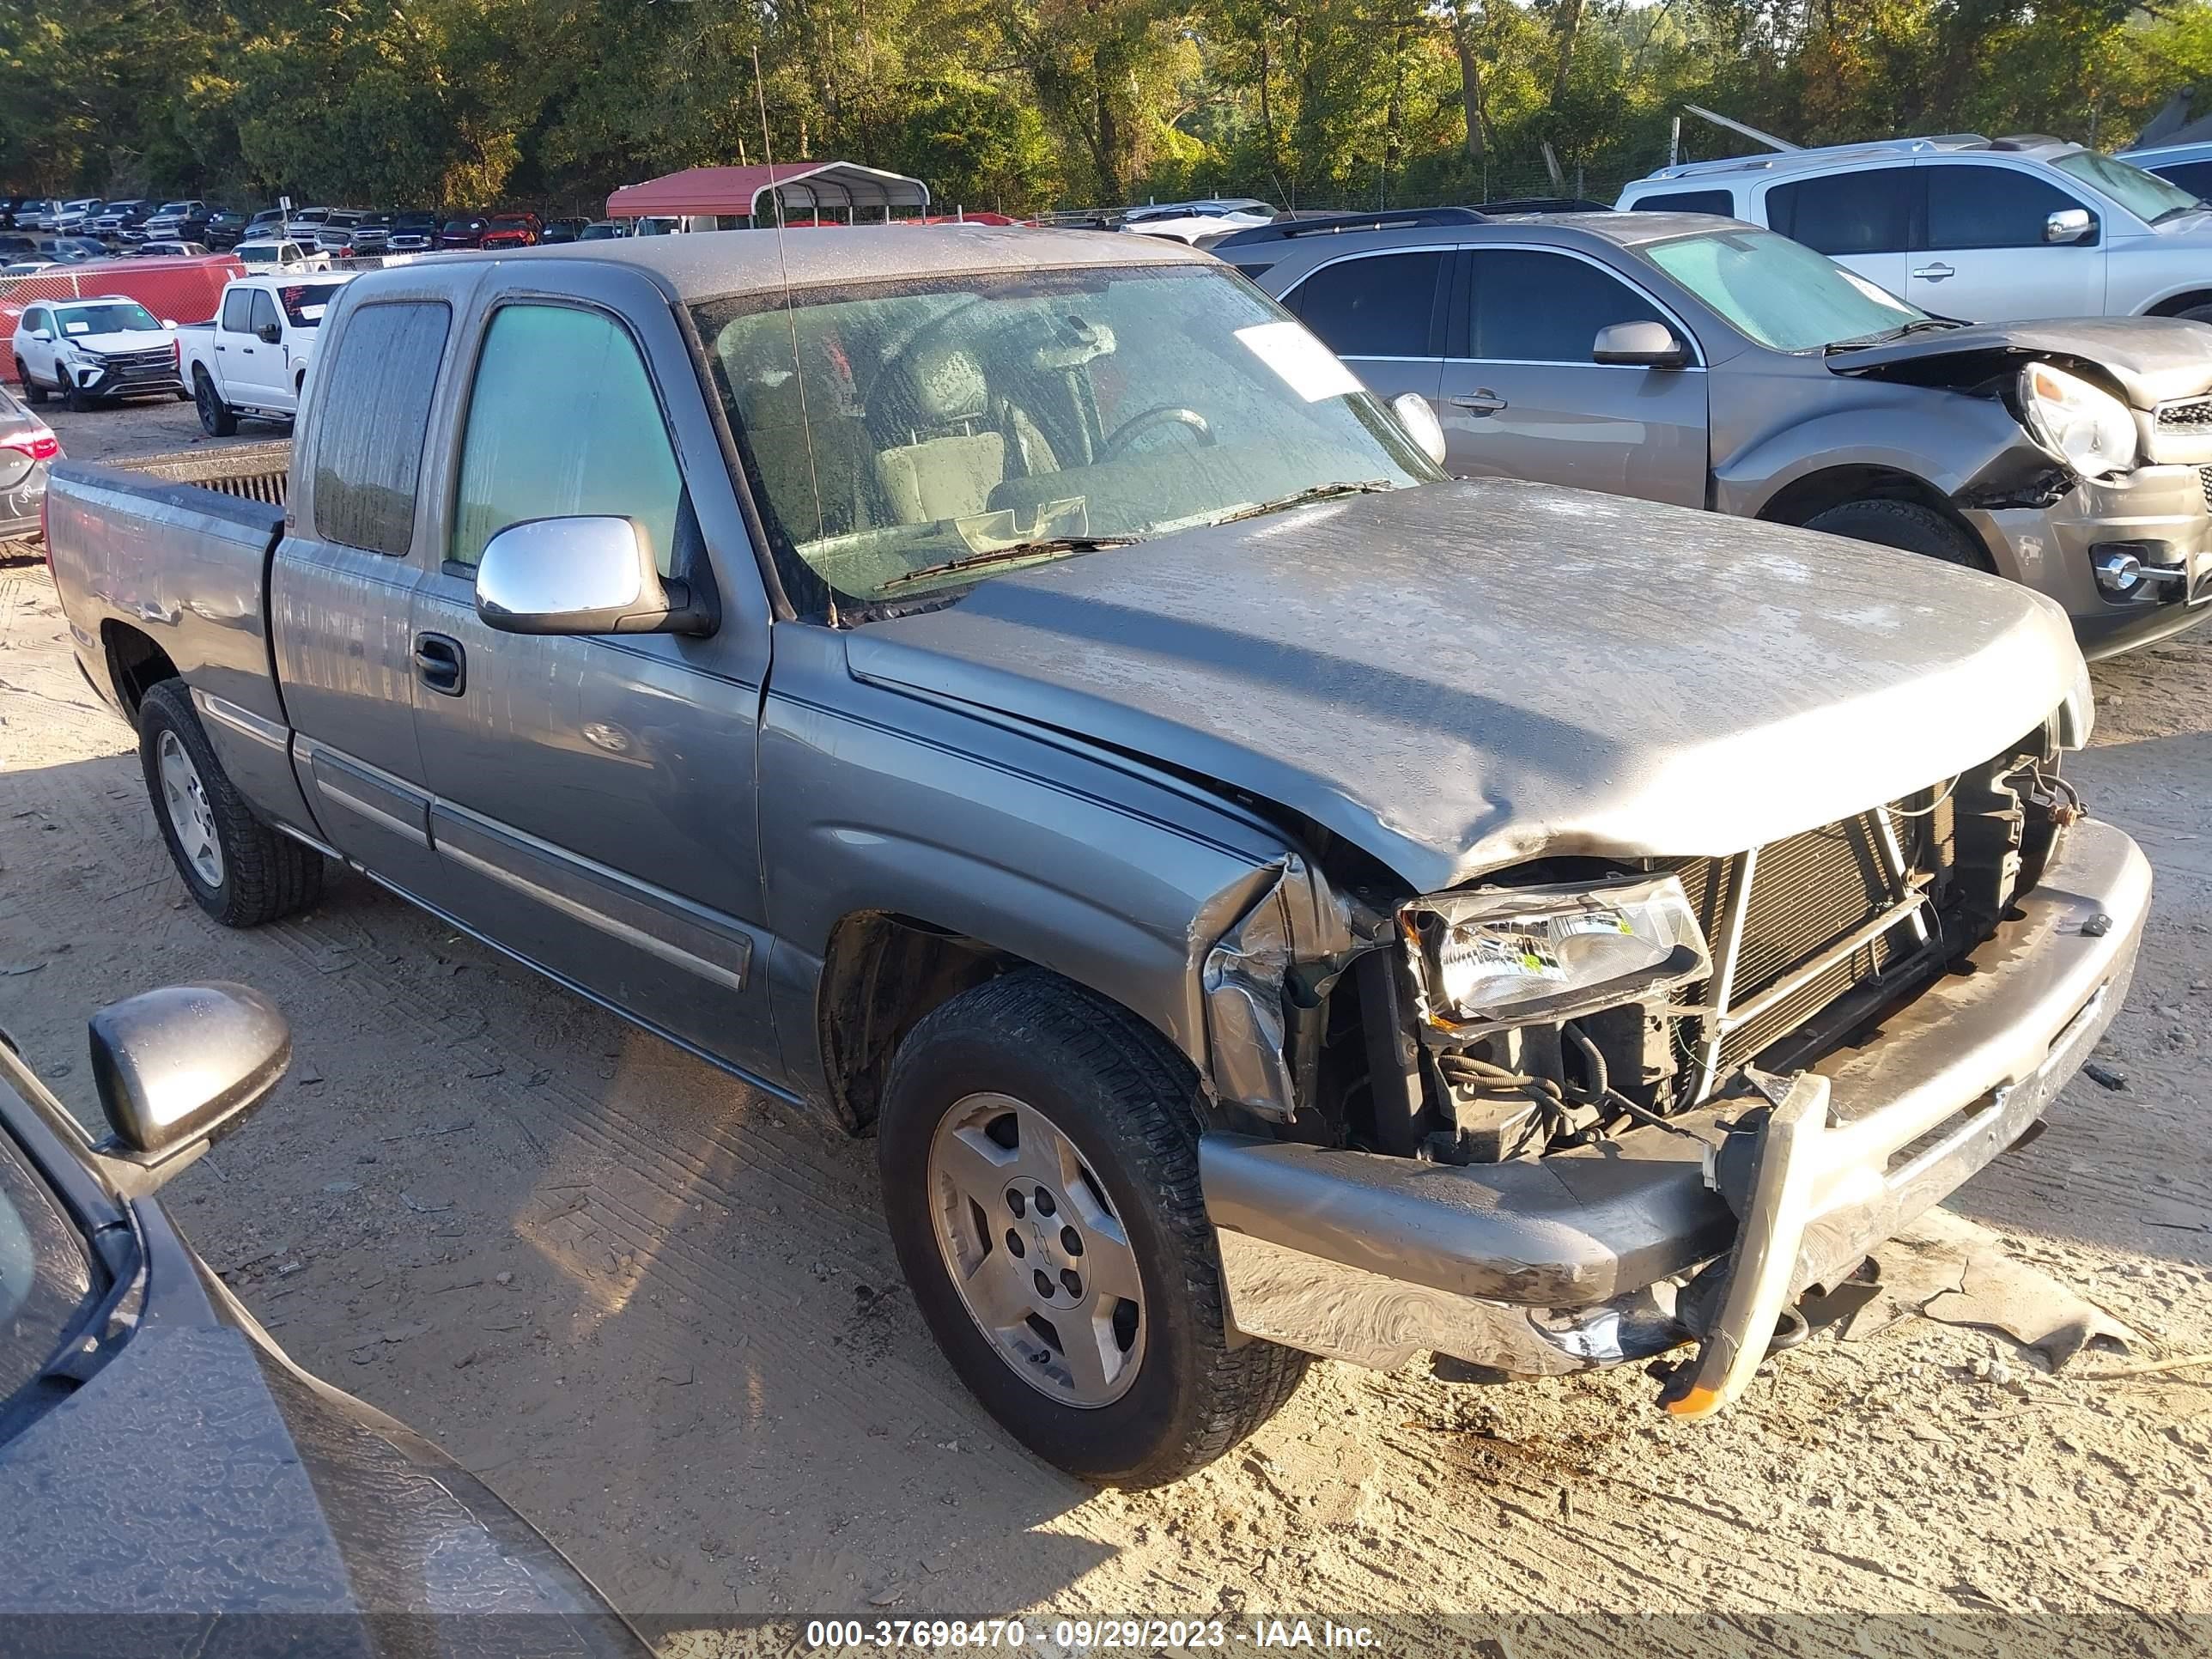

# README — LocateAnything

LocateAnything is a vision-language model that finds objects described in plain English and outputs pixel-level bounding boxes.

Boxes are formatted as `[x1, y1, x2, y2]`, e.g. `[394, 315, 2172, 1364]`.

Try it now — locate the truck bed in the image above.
[46, 448, 292, 744]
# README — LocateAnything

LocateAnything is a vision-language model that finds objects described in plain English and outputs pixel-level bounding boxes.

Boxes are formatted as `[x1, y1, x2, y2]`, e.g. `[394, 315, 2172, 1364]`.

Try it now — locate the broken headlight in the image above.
[2019, 362, 2136, 482]
[1399, 874, 1711, 1033]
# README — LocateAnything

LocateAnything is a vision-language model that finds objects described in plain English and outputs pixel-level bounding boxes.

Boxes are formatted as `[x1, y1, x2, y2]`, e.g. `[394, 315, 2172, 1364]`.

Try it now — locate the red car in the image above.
[479, 212, 542, 250]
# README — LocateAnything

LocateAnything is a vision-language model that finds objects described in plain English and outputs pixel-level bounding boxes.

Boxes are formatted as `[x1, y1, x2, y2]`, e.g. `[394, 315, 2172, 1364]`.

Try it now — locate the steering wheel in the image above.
[1102, 404, 1216, 459]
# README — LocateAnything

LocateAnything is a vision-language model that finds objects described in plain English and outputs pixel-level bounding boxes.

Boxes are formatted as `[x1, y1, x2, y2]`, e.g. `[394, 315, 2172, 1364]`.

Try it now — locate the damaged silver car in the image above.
[1229, 208, 2212, 658]
[46, 228, 2148, 1486]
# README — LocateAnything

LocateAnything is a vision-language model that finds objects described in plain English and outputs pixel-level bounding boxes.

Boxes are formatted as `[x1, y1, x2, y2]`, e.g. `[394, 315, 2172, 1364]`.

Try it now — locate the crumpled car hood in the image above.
[848, 480, 2084, 895]
[1828, 316, 2212, 408]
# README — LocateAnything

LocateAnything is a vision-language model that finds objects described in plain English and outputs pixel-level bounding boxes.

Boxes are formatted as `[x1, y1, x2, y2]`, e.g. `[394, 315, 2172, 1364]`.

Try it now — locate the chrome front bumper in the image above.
[1202, 817, 2151, 1409]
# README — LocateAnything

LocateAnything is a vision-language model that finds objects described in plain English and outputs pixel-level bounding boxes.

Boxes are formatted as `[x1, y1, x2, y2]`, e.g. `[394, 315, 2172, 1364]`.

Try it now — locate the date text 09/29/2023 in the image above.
[803, 1619, 1382, 1650]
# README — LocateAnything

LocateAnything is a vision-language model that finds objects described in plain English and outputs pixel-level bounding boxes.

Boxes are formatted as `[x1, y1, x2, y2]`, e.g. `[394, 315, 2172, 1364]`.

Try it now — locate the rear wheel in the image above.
[878, 970, 1307, 1487]
[14, 359, 44, 405]
[193, 367, 238, 436]
[137, 679, 322, 927]
[1802, 497, 1990, 570]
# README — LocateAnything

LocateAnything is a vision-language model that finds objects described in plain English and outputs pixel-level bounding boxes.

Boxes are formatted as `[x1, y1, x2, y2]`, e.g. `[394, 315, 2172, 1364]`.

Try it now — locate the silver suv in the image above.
[1225, 205, 2212, 658]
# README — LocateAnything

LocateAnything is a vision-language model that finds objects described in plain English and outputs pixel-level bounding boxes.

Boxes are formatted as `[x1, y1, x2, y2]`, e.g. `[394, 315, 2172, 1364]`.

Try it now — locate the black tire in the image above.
[193, 367, 238, 437]
[137, 679, 322, 927]
[878, 969, 1307, 1487]
[14, 359, 44, 405]
[64, 376, 94, 414]
[1803, 497, 1991, 570]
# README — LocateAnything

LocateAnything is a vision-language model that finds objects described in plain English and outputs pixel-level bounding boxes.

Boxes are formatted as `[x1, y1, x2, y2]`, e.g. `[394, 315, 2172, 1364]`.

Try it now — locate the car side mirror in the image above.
[475, 515, 715, 637]
[90, 982, 289, 1194]
[1592, 319, 1691, 368]
[2045, 207, 2094, 245]
[256, 321, 281, 344]
[161, 318, 178, 331]
[1389, 391, 1449, 468]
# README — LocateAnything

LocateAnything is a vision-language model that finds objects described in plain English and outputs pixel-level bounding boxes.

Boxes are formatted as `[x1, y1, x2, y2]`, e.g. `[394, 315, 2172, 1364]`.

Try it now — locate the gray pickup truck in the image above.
[46, 228, 2148, 1486]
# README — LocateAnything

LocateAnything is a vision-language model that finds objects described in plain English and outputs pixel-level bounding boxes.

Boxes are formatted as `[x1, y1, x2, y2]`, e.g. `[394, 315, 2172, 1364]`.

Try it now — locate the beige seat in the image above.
[874, 343, 1006, 523]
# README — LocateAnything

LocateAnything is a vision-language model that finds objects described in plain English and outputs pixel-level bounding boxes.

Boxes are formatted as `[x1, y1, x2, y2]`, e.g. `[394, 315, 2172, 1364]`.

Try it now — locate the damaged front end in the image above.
[1195, 732, 2150, 1416]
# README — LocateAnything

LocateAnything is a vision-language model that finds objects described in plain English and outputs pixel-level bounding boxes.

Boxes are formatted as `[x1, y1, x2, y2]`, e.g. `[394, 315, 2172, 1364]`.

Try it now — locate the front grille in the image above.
[103, 348, 175, 380]
[1668, 804, 1936, 1099]
[2161, 396, 2212, 430]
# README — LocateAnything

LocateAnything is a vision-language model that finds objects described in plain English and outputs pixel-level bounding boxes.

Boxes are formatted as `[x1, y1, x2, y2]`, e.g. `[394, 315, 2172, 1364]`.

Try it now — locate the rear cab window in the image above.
[307, 301, 453, 556]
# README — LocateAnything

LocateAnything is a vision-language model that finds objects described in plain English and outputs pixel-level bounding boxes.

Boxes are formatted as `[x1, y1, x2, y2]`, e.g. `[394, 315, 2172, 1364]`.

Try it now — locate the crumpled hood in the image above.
[847, 480, 2085, 894]
[1828, 316, 2212, 408]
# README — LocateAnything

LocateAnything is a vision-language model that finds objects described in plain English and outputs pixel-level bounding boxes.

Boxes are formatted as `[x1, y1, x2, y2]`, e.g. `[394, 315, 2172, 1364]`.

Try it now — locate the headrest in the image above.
[903, 341, 989, 425]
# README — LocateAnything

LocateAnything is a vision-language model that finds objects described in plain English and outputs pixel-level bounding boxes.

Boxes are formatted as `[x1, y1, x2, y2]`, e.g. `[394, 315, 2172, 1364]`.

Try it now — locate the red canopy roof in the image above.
[605, 162, 930, 221]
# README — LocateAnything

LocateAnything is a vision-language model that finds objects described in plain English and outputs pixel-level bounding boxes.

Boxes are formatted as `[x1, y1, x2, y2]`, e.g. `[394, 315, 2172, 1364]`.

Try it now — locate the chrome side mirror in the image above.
[91, 982, 289, 1191]
[1389, 391, 1449, 468]
[475, 514, 714, 637]
[2045, 207, 2094, 245]
[1592, 319, 1692, 368]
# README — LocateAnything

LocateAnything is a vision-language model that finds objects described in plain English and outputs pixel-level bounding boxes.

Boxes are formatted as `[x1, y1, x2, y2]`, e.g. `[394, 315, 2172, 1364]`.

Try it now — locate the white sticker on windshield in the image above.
[1235, 321, 1363, 403]
[63, 320, 89, 335]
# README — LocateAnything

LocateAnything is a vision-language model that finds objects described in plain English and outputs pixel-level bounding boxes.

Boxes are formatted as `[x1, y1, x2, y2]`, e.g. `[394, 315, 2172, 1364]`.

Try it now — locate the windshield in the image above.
[59, 302, 161, 336]
[692, 263, 1435, 613]
[1638, 226, 1926, 350]
[2051, 149, 2207, 224]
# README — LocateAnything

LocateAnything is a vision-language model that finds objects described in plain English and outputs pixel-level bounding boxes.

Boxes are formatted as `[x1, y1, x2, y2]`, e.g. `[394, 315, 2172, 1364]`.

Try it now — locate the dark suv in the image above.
[436, 214, 491, 248]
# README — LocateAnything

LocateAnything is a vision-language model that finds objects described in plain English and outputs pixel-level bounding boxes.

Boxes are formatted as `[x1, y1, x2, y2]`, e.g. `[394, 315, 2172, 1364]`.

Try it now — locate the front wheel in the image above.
[878, 971, 1307, 1487]
[64, 376, 94, 414]
[193, 368, 238, 436]
[1802, 497, 1991, 570]
[137, 679, 322, 927]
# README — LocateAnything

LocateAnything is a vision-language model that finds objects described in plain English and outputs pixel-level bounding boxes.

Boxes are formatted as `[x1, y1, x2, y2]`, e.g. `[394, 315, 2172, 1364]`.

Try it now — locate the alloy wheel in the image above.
[927, 1091, 1146, 1407]
[156, 729, 224, 887]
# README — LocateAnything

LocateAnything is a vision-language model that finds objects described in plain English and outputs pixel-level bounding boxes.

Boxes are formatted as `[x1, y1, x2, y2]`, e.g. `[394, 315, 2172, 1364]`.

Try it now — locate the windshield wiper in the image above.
[878, 535, 1134, 592]
[1205, 479, 1394, 528]
[1824, 318, 1961, 353]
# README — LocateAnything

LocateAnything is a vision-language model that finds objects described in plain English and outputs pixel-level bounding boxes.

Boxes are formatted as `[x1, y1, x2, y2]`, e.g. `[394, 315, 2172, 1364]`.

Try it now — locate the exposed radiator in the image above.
[1668, 803, 1938, 1100]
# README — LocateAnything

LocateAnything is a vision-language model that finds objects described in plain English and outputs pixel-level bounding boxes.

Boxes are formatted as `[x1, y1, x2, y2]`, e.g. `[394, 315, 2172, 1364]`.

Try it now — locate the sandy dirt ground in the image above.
[3, 399, 2210, 1655]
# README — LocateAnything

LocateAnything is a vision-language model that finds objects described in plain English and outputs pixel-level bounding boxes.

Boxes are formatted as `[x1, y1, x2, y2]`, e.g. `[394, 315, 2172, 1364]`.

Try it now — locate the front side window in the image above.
[1765, 167, 1912, 255]
[1639, 226, 1925, 352]
[247, 290, 279, 335]
[691, 263, 1436, 614]
[1468, 249, 1669, 363]
[2050, 149, 2206, 224]
[1925, 166, 2090, 250]
[308, 301, 453, 556]
[221, 289, 253, 332]
[450, 304, 685, 574]
[1285, 252, 1444, 357]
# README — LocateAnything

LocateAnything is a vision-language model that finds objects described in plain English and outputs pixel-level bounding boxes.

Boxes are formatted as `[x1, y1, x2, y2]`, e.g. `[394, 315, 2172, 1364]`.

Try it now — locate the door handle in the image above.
[1449, 391, 1507, 415]
[1912, 263, 1955, 282]
[413, 633, 465, 696]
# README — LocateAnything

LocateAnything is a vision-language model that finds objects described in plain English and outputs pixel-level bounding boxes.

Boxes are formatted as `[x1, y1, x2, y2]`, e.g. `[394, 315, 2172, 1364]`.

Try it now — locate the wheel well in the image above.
[1759, 464, 1966, 530]
[101, 623, 179, 725]
[2144, 289, 2212, 319]
[817, 913, 1027, 1135]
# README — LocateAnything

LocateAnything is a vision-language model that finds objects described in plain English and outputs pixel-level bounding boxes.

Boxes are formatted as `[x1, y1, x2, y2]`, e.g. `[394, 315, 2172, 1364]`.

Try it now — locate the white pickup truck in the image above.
[175, 272, 354, 434]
